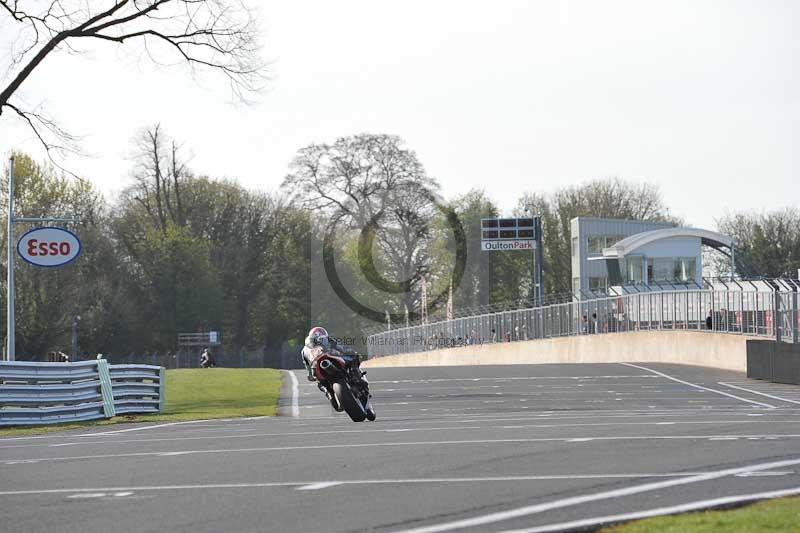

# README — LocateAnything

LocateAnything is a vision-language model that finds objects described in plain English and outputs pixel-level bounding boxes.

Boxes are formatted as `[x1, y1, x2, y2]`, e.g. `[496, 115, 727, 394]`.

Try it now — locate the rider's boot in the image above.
[319, 383, 342, 411]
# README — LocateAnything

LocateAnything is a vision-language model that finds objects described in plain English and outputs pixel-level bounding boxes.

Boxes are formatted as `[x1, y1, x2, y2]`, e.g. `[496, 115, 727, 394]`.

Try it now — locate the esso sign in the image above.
[17, 227, 82, 267]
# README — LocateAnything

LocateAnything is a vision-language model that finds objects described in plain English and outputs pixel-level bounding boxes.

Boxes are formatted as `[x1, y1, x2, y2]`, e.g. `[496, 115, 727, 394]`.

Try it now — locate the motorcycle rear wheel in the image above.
[333, 381, 366, 422]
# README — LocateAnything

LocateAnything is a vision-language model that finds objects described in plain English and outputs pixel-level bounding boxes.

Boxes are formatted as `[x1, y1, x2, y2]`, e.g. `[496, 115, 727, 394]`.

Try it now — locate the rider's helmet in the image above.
[307, 326, 329, 349]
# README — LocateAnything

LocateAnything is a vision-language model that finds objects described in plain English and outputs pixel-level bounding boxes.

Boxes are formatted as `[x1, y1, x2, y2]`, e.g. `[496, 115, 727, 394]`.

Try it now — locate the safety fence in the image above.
[0, 360, 164, 426]
[366, 289, 800, 357]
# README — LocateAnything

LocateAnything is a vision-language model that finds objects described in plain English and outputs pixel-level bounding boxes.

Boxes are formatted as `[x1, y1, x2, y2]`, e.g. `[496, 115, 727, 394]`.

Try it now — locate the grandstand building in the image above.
[571, 217, 734, 297]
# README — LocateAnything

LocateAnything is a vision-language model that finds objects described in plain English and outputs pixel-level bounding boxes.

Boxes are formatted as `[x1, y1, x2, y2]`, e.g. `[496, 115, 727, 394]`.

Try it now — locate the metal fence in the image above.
[0, 360, 164, 426]
[366, 289, 800, 357]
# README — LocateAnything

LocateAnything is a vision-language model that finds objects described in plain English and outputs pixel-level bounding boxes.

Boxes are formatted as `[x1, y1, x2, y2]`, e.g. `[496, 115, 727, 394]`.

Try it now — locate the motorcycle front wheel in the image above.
[332, 381, 367, 422]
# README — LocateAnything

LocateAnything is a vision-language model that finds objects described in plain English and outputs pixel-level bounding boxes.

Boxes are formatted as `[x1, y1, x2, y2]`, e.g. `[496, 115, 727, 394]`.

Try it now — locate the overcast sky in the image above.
[1, 0, 797, 229]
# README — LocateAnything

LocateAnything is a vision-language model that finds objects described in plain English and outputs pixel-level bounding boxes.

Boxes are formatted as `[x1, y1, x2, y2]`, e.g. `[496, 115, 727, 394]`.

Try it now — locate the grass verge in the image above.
[0, 368, 282, 437]
[601, 496, 800, 532]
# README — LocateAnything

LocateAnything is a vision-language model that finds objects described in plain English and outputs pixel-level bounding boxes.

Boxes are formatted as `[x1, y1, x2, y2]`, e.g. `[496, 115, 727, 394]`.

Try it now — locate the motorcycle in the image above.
[310, 348, 376, 422]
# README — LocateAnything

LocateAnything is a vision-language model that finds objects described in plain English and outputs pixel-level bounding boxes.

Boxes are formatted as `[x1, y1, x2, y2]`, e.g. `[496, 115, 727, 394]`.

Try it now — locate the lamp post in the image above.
[524, 206, 544, 305]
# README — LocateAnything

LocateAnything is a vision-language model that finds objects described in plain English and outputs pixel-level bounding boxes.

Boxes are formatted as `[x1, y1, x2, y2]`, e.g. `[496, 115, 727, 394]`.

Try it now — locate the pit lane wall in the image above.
[362, 331, 756, 372]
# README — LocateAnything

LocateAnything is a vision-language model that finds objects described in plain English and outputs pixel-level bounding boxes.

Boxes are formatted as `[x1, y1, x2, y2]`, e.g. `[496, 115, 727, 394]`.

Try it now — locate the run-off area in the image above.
[2, 363, 800, 533]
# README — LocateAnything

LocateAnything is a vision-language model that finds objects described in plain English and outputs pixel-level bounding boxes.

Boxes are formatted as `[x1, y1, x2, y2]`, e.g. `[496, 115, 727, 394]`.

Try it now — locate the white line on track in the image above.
[0, 472, 764, 497]
[74, 416, 273, 437]
[6, 435, 800, 465]
[3, 415, 793, 450]
[395, 458, 800, 533]
[620, 363, 777, 409]
[497, 485, 800, 533]
[719, 382, 800, 405]
[283, 370, 300, 417]
[369, 375, 658, 384]
[296, 481, 342, 490]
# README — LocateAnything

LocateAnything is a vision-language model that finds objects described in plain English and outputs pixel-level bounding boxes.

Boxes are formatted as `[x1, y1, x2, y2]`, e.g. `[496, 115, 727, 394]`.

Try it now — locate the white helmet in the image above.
[307, 326, 329, 349]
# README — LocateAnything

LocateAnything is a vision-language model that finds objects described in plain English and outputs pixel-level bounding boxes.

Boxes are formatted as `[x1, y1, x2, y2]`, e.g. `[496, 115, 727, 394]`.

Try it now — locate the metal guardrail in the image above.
[366, 289, 800, 357]
[0, 360, 164, 426]
[109, 364, 164, 415]
[364, 278, 800, 337]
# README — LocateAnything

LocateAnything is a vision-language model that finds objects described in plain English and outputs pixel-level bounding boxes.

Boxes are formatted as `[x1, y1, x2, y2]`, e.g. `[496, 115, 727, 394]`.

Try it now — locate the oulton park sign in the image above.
[17, 227, 82, 267]
[481, 240, 536, 251]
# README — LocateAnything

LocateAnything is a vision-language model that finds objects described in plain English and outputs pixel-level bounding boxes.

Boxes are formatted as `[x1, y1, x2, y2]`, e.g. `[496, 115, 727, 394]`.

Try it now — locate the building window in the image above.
[680, 257, 696, 282]
[626, 256, 644, 284]
[589, 276, 608, 291]
[588, 235, 627, 255]
[647, 257, 698, 284]
[606, 235, 625, 247]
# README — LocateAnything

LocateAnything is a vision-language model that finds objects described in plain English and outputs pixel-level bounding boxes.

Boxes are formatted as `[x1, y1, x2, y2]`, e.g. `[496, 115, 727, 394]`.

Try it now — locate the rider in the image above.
[301, 326, 371, 414]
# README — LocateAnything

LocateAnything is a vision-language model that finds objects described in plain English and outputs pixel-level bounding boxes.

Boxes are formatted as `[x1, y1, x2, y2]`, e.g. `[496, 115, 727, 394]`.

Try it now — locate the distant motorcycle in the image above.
[310, 348, 376, 422]
[200, 350, 215, 368]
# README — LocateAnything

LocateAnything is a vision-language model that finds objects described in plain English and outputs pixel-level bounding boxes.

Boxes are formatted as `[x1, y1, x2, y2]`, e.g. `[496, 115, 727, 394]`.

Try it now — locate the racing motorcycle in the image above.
[310, 348, 376, 422]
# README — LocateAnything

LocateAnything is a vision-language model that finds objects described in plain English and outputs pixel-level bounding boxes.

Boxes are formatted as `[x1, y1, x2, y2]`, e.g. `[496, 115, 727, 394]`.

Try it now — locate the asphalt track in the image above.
[3, 362, 800, 532]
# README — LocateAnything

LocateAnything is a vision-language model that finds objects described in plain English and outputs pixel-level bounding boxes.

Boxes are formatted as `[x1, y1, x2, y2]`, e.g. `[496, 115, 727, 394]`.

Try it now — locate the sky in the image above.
[0, 0, 798, 230]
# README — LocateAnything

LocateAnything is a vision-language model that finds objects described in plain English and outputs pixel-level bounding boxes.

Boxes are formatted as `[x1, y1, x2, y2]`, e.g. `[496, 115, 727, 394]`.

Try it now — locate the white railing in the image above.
[366, 289, 800, 357]
[0, 360, 164, 426]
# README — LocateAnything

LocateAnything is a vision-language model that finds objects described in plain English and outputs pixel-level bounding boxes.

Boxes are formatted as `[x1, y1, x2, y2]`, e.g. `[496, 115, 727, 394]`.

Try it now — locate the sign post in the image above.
[5, 156, 80, 361]
[7, 157, 15, 361]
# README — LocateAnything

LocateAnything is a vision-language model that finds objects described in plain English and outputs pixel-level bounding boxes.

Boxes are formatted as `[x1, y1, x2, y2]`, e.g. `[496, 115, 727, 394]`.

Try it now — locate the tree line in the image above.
[2, 130, 798, 363]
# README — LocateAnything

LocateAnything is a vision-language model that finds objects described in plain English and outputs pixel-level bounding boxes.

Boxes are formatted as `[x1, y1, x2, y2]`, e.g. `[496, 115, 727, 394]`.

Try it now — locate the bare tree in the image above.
[283, 134, 437, 223]
[0, 0, 266, 157]
[283, 134, 444, 320]
[127, 124, 189, 231]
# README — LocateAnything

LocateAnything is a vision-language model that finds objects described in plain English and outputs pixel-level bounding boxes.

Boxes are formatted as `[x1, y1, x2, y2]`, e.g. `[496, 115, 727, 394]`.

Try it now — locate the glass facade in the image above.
[608, 256, 696, 285]
[626, 256, 644, 284]
[648, 257, 696, 283]
[588, 276, 608, 291]
[587, 235, 627, 254]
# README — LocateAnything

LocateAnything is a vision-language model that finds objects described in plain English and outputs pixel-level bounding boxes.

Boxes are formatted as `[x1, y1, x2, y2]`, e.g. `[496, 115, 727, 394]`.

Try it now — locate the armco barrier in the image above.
[0, 360, 164, 426]
[109, 364, 165, 415]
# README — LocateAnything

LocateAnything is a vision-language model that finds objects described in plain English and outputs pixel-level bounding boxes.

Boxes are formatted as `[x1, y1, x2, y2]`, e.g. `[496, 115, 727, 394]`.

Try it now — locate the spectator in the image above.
[491, 329, 497, 343]
[706, 312, 713, 330]
[581, 315, 588, 334]
[590, 313, 598, 334]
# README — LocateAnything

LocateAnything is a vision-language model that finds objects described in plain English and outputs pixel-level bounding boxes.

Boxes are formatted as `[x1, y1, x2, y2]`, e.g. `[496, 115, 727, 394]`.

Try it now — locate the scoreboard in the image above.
[480, 217, 538, 251]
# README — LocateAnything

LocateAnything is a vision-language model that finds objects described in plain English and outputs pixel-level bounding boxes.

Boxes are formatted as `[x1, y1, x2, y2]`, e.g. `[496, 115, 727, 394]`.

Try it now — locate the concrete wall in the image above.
[363, 331, 757, 372]
[747, 340, 800, 384]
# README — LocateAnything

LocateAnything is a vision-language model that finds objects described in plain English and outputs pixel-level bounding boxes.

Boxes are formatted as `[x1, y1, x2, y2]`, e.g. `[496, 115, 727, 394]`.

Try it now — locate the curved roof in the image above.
[602, 227, 734, 258]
